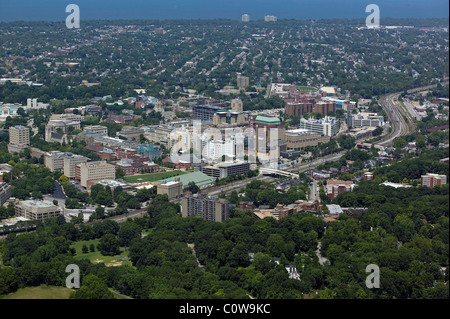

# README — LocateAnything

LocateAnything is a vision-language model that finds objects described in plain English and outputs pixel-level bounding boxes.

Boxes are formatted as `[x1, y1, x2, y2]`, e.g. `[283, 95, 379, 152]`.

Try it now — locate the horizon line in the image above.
[1, 16, 449, 24]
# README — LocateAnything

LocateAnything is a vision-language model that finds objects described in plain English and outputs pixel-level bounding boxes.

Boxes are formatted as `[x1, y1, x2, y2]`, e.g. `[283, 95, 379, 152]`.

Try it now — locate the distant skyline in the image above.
[0, 0, 449, 22]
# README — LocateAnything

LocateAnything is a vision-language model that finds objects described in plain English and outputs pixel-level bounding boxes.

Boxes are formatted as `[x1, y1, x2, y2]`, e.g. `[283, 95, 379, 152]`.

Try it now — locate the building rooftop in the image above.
[20, 199, 57, 208]
[255, 115, 281, 124]
[326, 204, 344, 215]
[161, 171, 214, 188]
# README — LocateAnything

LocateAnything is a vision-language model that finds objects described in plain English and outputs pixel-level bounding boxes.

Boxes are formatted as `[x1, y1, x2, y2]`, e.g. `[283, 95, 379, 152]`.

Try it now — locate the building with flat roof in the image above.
[326, 180, 355, 200]
[284, 129, 330, 151]
[75, 161, 116, 188]
[421, 173, 447, 188]
[0, 164, 13, 183]
[300, 116, 339, 137]
[242, 14, 250, 22]
[348, 112, 384, 128]
[15, 199, 62, 221]
[248, 113, 286, 165]
[119, 126, 145, 141]
[157, 179, 183, 200]
[8, 125, 30, 154]
[193, 105, 226, 123]
[231, 98, 244, 113]
[83, 125, 108, 135]
[202, 161, 250, 179]
[44, 151, 89, 178]
[319, 87, 336, 97]
[237, 75, 249, 88]
[160, 171, 214, 189]
[181, 193, 229, 222]
[144, 126, 174, 149]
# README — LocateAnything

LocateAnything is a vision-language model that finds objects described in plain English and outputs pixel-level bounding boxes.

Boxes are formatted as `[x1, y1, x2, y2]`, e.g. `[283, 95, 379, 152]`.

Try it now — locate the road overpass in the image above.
[259, 167, 299, 178]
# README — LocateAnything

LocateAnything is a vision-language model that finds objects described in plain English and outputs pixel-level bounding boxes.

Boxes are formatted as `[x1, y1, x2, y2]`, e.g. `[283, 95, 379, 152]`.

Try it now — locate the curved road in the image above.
[377, 81, 448, 147]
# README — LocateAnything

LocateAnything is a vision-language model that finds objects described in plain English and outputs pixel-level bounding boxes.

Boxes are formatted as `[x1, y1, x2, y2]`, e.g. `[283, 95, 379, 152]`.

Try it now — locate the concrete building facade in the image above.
[75, 161, 116, 188]
[421, 173, 447, 187]
[284, 129, 330, 150]
[181, 194, 229, 222]
[0, 182, 12, 205]
[15, 199, 62, 221]
[157, 180, 183, 200]
[8, 125, 30, 153]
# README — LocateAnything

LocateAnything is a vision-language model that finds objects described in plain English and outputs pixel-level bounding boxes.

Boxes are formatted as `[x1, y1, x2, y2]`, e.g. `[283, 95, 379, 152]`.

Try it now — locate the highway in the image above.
[377, 81, 448, 147]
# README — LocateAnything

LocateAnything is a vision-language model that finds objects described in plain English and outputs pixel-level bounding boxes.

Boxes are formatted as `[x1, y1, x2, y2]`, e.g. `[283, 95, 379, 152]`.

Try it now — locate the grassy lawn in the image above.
[71, 239, 132, 267]
[296, 86, 317, 91]
[123, 170, 188, 183]
[1, 285, 72, 299]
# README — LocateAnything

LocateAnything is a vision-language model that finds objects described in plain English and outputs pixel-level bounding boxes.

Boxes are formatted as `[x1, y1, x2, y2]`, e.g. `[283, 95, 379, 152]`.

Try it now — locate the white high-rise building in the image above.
[242, 14, 250, 22]
[300, 116, 339, 137]
[264, 15, 277, 22]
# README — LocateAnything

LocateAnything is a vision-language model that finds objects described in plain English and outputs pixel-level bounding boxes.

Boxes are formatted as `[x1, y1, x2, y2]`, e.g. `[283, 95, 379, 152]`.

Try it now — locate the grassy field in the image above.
[71, 239, 132, 267]
[296, 86, 317, 91]
[1, 285, 72, 299]
[123, 170, 188, 183]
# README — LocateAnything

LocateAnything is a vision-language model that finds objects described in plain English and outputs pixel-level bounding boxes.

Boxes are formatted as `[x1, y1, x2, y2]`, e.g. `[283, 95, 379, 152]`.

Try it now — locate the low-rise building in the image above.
[421, 173, 447, 187]
[202, 161, 250, 178]
[284, 129, 330, 150]
[15, 199, 62, 221]
[326, 180, 355, 200]
[300, 116, 339, 137]
[0, 164, 13, 182]
[157, 180, 183, 200]
[348, 112, 384, 128]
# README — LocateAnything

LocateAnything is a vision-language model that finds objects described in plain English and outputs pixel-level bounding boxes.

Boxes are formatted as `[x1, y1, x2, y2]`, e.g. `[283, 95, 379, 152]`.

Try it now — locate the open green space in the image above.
[296, 86, 317, 91]
[71, 239, 132, 267]
[123, 171, 188, 183]
[1, 285, 72, 299]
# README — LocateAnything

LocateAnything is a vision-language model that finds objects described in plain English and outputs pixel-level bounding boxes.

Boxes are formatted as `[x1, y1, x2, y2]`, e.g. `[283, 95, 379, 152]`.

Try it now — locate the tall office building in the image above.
[242, 14, 250, 22]
[237, 75, 249, 89]
[181, 194, 229, 222]
[8, 125, 30, 154]
[9, 125, 30, 147]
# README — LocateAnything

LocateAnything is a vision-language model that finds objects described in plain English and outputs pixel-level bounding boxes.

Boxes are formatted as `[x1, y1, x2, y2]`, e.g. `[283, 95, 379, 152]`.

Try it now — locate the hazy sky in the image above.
[0, 0, 448, 21]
